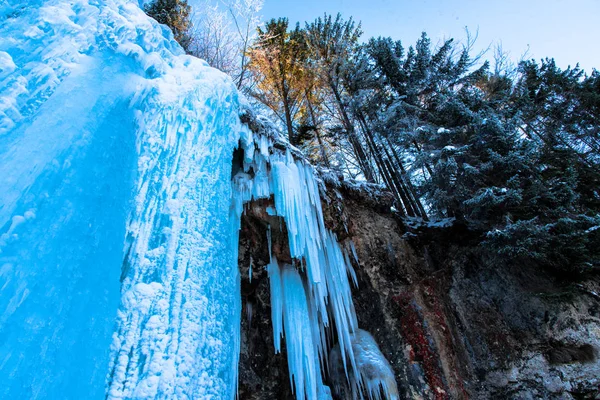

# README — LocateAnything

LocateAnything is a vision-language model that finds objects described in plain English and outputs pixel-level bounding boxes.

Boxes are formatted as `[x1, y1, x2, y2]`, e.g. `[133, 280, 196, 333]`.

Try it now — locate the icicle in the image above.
[267, 256, 283, 354]
[249, 255, 253, 283]
[349, 241, 360, 264]
[329, 330, 399, 400]
[280, 264, 324, 400]
[267, 224, 272, 261]
[344, 250, 359, 288]
[318, 384, 334, 400]
[234, 130, 398, 400]
[258, 134, 270, 157]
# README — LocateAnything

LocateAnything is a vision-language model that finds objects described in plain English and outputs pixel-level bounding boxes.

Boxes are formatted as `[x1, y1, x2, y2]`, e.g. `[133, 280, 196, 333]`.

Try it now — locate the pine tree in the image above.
[305, 14, 376, 181]
[247, 18, 308, 144]
[244, 13, 600, 273]
[344, 31, 599, 272]
[144, 0, 192, 51]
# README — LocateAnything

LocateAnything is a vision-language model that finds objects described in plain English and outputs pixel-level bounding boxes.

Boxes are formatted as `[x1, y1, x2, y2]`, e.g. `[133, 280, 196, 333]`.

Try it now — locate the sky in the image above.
[261, 0, 600, 72]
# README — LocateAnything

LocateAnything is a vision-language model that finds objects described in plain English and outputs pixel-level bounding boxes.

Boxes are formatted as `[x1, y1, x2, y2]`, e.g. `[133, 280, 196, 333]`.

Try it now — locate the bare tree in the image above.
[188, 2, 238, 74]
[221, 0, 263, 89]
[186, 0, 263, 90]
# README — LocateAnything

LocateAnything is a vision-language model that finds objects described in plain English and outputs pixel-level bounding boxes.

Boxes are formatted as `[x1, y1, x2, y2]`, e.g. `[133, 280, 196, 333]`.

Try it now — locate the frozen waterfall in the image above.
[0, 1, 398, 399]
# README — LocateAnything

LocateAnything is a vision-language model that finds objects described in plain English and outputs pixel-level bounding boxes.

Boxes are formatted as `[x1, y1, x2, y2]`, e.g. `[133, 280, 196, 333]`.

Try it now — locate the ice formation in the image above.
[329, 330, 400, 400]
[1, 1, 242, 398]
[234, 133, 399, 400]
[0, 0, 399, 399]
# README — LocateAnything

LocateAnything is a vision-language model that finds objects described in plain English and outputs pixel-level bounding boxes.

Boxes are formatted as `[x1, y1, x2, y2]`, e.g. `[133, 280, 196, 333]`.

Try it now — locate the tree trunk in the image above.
[329, 81, 375, 181]
[355, 111, 419, 216]
[305, 91, 330, 167]
[281, 79, 295, 144]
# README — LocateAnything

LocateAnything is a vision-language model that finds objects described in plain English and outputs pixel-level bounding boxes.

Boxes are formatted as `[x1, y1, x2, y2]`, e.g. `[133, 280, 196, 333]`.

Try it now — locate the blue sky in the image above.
[261, 0, 600, 72]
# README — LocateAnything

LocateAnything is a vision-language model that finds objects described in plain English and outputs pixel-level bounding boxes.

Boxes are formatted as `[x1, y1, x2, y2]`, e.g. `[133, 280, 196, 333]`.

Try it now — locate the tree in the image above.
[188, 0, 264, 89]
[305, 14, 376, 181]
[353, 33, 489, 218]
[188, 2, 238, 74]
[144, 0, 192, 51]
[515, 59, 600, 170]
[295, 76, 333, 167]
[222, 0, 264, 89]
[245, 12, 600, 273]
[247, 18, 308, 143]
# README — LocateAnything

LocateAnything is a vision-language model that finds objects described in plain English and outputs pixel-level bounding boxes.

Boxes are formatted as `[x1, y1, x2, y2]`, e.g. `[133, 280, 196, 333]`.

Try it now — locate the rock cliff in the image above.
[236, 169, 600, 399]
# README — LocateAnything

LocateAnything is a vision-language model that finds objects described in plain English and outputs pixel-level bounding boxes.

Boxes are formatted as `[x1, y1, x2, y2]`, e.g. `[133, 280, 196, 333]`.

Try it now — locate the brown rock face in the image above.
[237, 199, 294, 400]
[236, 179, 600, 400]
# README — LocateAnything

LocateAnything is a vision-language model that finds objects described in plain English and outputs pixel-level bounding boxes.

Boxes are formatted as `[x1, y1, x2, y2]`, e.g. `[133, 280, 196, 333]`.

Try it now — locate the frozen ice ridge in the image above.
[0, 0, 398, 399]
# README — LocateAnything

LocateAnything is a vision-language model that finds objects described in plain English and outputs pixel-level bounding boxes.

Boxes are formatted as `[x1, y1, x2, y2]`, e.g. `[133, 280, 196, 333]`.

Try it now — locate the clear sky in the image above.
[261, 0, 600, 72]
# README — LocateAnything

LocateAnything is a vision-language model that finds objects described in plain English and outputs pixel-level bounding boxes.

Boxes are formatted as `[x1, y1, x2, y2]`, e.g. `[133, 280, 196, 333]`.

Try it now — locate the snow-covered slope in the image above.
[0, 1, 398, 399]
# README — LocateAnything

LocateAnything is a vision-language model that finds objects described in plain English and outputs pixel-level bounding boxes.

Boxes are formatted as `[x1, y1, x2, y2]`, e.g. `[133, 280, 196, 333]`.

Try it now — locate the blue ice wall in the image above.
[1, 1, 244, 398]
[0, 79, 136, 399]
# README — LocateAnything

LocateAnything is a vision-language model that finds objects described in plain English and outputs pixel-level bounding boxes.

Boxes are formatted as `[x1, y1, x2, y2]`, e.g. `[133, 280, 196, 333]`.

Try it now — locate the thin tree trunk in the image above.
[355, 111, 418, 216]
[329, 82, 375, 181]
[413, 140, 434, 177]
[362, 129, 402, 208]
[522, 117, 598, 170]
[281, 79, 295, 143]
[305, 91, 330, 167]
[386, 137, 428, 219]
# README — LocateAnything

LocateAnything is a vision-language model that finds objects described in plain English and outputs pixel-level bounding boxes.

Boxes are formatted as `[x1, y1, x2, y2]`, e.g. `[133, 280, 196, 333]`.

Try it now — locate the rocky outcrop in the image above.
[233, 110, 599, 399]
[320, 177, 600, 400]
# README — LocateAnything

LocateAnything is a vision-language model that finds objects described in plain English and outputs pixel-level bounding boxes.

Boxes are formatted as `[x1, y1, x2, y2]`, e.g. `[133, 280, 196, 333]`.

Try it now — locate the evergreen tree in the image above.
[247, 18, 308, 143]
[246, 14, 600, 274]
[515, 59, 600, 170]
[342, 30, 599, 272]
[305, 14, 377, 181]
[144, 0, 192, 51]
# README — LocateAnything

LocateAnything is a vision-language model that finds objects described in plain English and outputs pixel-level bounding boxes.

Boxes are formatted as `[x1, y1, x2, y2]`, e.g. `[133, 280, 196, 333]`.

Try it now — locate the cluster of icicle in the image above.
[231, 124, 399, 400]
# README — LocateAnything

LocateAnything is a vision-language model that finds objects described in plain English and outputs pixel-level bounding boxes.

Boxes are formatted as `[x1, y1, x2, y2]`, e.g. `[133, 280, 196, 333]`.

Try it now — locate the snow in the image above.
[0, 1, 398, 399]
[403, 216, 456, 230]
